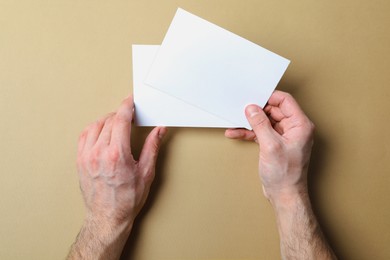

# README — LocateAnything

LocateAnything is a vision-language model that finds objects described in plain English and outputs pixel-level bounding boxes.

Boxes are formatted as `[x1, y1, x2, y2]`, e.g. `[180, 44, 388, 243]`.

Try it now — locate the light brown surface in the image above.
[1, 0, 389, 259]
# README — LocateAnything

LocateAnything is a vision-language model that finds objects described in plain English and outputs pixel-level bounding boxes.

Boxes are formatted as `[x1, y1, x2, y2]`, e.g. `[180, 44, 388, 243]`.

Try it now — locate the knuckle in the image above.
[277, 91, 293, 100]
[310, 121, 316, 132]
[295, 120, 315, 148]
[84, 123, 96, 134]
[106, 112, 116, 118]
[79, 147, 103, 171]
[115, 108, 132, 123]
[93, 120, 104, 129]
[89, 118, 105, 130]
[89, 152, 101, 171]
[303, 119, 315, 136]
[78, 130, 87, 141]
[113, 115, 127, 125]
[107, 147, 121, 164]
[283, 92, 293, 99]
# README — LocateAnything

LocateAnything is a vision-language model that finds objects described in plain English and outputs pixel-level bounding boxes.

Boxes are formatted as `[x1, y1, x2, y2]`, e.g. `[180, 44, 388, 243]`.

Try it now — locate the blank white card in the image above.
[145, 8, 290, 129]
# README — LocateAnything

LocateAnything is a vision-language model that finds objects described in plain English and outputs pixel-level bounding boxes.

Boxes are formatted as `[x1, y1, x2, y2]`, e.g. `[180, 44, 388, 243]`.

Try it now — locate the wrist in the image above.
[266, 185, 309, 210]
[83, 214, 134, 243]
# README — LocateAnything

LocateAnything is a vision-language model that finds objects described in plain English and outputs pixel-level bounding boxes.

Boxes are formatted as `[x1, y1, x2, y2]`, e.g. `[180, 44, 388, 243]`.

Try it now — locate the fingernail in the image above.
[246, 105, 260, 117]
[158, 127, 168, 139]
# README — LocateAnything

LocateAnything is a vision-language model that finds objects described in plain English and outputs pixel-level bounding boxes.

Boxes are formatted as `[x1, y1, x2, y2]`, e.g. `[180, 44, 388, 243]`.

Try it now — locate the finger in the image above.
[263, 106, 285, 135]
[264, 105, 286, 122]
[245, 105, 276, 144]
[224, 129, 256, 141]
[95, 113, 115, 146]
[139, 127, 168, 178]
[111, 96, 134, 151]
[273, 122, 285, 135]
[269, 116, 277, 126]
[268, 91, 313, 135]
[267, 91, 305, 118]
[84, 114, 112, 150]
[267, 90, 291, 107]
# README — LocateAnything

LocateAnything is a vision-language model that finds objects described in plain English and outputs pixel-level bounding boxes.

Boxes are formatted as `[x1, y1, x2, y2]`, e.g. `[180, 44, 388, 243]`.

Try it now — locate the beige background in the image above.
[1, 0, 389, 259]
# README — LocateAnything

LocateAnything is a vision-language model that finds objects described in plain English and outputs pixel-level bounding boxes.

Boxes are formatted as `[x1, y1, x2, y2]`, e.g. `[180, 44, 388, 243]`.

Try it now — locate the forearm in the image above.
[67, 217, 132, 260]
[270, 190, 336, 260]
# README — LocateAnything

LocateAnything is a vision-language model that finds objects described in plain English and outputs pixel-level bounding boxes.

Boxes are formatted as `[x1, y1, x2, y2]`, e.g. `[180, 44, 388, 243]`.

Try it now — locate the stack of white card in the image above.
[132, 8, 290, 129]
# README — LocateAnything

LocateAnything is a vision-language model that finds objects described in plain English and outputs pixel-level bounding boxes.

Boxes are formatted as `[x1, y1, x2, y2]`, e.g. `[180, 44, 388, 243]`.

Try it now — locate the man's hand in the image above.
[225, 90, 314, 201]
[68, 96, 167, 260]
[225, 91, 336, 259]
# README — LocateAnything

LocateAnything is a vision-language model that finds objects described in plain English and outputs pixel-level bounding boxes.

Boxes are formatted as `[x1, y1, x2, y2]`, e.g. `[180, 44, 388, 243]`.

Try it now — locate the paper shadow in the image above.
[308, 131, 346, 259]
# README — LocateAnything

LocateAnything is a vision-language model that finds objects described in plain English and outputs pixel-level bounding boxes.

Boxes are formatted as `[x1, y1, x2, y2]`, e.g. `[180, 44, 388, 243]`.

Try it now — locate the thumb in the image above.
[245, 105, 275, 143]
[139, 127, 168, 179]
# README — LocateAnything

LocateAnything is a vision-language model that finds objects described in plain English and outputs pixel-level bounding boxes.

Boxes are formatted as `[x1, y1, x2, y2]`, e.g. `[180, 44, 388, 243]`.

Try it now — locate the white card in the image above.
[145, 8, 290, 129]
[133, 45, 238, 128]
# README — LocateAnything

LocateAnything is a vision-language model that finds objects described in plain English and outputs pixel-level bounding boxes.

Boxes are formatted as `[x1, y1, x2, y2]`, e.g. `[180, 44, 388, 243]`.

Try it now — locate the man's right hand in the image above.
[225, 91, 336, 259]
[225, 90, 315, 202]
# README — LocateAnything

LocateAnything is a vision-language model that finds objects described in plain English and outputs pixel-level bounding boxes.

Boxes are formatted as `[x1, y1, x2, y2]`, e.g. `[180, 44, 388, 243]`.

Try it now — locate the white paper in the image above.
[145, 8, 290, 129]
[133, 45, 238, 128]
